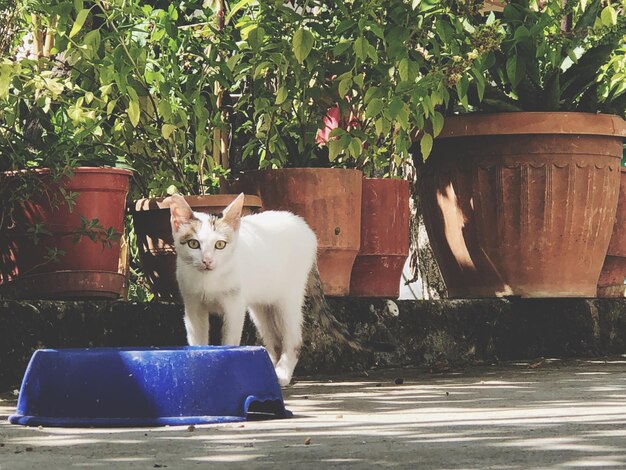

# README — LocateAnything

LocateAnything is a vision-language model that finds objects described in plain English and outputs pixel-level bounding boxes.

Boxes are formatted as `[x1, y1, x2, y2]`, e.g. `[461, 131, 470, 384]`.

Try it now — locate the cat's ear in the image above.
[163, 194, 194, 233]
[222, 193, 245, 231]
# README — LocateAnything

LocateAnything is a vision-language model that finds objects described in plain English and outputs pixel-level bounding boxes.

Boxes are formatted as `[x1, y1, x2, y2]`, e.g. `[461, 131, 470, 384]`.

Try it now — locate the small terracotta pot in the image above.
[417, 112, 626, 298]
[226, 168, 363, 296]
[598, 168, 626, 297]
[0, 167, 132, 299]
[350, 178, 410, 297]
[130, 194, 262, 301]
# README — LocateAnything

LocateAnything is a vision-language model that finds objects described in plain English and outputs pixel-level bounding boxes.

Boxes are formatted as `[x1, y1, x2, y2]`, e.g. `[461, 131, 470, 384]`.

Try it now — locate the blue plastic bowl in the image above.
[8, 346, 291, 427]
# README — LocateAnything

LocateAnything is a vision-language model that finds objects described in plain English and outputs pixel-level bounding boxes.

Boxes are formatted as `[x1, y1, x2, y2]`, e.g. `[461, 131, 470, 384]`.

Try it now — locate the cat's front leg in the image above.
[220, 295, 247, 346]
[183, 298, 209, 345]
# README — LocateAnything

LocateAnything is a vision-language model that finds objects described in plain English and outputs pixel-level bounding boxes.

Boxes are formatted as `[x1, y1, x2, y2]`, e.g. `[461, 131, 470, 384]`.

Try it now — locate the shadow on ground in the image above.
[2, 359, 626, 469]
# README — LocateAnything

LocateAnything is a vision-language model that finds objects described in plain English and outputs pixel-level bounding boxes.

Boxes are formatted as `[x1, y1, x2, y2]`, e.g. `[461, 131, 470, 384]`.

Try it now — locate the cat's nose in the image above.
[202, 259, 214, 270]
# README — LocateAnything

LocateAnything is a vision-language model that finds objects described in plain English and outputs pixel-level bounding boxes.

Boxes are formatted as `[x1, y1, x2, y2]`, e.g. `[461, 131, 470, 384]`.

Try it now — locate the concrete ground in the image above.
[2, 359, 626, 469]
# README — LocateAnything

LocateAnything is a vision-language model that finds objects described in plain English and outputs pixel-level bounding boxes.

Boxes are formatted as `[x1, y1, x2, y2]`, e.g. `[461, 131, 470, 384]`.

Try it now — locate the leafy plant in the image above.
[228, 0, 501, 174]
[1, 0, 236, 197]
[317, 0, 502, 172]
[456, 0, 626, 114]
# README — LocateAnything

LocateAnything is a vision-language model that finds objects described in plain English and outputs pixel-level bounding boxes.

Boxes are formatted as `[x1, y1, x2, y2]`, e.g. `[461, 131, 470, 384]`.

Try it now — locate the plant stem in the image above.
[43, 16, 57, 58]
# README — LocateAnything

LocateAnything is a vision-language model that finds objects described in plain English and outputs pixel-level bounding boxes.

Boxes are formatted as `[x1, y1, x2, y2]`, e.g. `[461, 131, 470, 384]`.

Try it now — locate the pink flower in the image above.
[316, 104, 361, 146]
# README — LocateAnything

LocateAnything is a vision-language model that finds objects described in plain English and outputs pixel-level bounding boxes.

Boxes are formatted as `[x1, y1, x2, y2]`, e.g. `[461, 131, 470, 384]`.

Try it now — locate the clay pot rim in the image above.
[131, 194, 263, 212]
[362, 177, 410, 184]
[438, 112, 626, 139]
[239, 168, 364, 176]
[3, 167, 133, 177]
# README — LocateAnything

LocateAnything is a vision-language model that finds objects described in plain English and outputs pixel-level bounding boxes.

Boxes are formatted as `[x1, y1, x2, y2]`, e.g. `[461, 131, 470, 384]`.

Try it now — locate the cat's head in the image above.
[164, 193, 244, 272]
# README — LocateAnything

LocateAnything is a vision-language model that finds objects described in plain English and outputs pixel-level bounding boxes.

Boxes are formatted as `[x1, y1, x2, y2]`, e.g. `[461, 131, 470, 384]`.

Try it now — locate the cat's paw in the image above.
[275, 368, 291, 387]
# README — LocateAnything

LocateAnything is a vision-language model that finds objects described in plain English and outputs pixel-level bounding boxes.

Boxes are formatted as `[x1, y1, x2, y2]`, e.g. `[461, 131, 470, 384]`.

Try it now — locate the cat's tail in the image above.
[305, 263, 362, 351]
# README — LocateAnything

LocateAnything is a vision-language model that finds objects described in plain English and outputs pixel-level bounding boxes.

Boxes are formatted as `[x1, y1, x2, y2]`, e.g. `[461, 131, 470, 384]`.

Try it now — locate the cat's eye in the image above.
[187, 239, 200, 249]
[215, 240, 227, 250]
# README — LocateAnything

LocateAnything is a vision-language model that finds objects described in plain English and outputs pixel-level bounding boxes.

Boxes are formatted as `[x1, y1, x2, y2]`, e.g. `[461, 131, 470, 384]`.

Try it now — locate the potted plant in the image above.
[0, 1, 133, 299]
[220, 1, 364, 296]
[224, 0, 492, 297]
[46, 1, 266, 301]
[416, 0, 626, 297]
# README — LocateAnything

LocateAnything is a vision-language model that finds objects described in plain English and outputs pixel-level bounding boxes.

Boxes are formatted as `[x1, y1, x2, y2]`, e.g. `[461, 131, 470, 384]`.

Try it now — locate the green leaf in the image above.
[369, 23, 385, 39]
[431, 112, 444, 138]
[157, 100, 172, 120]
[388, 99, 403, 119]
[366, 44, 378, 63]
[328, 139, 342, 161]
[399, 58, 410, 82]
[601, 5, 617, 26]
[333, 40, 352, 57]
[162, 124, 177, 139]
[195, 131, 209, 152]
[106, 99, 117, 116]
[226, 54, 241, 72]
[397, 104, 409, 130]
[420, 133, 433, 160]
[472, 68, 486, 102]
[293, 28, 314, 64]
[248, 26, 266, 51]
[43, 77, 64, 96]
[348, 137, 362, 158]
[70, 9, 90, 39]
[364, 86, 379, 103]
[513, 26, 530, 41]
[375, 118, 384, 136]
[365, 98, 384, 119]
[398, 58, 418, 83]
[128, 99, 140, 127]
[83, 29, 101, 50]
[575, 0, 600, 30]
[0, 64, 13, 98]
[225, 0, 256, 23]
[354, 37, 368, 60]
[338, 77, 352, 98]
[506, 55, 525, 88]
[275, 86, 288, 105]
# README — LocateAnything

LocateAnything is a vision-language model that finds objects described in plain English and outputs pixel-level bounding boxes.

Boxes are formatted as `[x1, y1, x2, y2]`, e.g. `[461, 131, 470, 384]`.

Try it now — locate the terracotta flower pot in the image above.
[226, 168, 363, 296]
[350, 178, 410, 297]
[598, 168, 626, 297]
[130, 194, 262, 301]
[0, 167, 132, 299]
[417, 112, 626, 298]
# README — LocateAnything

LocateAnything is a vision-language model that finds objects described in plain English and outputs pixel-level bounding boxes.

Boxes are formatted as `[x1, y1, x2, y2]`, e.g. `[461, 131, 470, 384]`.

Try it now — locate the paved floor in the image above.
[2, 359, 626, 469]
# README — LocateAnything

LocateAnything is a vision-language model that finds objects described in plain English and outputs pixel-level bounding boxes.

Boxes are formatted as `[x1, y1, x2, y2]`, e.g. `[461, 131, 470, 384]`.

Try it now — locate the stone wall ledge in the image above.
[2, 298, 626, 390]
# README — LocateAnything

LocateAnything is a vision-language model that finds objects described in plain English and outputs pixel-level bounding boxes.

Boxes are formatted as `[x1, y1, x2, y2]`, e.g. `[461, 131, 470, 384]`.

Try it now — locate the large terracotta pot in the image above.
[598, 168, 626, 297]
[130, 195, 262, 301]
[350, 178, 410, 297]
[417, 112, 626, 298]
[0, 167, 132, 299]
[226, 168, 363, 296]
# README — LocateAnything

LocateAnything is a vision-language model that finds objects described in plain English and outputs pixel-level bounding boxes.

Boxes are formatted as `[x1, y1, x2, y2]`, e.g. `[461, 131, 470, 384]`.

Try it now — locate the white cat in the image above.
[164, 193, 318, 386]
